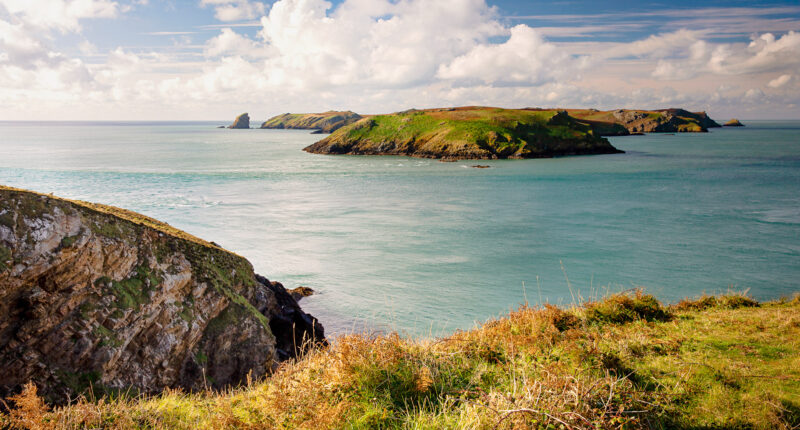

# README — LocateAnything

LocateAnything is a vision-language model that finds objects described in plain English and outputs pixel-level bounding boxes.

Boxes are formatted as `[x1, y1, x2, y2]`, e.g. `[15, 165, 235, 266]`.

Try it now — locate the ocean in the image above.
[1, 120, 798, 336]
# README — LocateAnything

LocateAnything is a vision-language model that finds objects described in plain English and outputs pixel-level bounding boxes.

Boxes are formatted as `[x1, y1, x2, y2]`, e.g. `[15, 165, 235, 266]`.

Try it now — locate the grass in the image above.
[2, 290, 798, 429]
[307, 107, 620, 159]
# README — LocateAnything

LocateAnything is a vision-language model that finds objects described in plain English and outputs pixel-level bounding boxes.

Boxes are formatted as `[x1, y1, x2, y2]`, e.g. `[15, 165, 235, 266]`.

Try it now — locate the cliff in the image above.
[303, 107, 622, 160]
[567, 108, 721, 135]
[228, 113, 250, 129]
[0, 185, 324, 404]
[261, 111, 362, 133]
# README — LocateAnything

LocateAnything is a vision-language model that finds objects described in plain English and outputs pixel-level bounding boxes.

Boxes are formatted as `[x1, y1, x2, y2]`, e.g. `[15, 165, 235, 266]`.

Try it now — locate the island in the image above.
[260, 110, 362, 133]
[0, 185, 324, 404]
[724, 118, 745, 127]
[566, 108, 721, 134]
[303, 107, 624, 160]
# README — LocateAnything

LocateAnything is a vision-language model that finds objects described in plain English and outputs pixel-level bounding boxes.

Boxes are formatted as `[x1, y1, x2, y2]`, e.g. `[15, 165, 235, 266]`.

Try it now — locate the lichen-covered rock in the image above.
[229, 113, 250, 129]
[0, 185, 324, 404]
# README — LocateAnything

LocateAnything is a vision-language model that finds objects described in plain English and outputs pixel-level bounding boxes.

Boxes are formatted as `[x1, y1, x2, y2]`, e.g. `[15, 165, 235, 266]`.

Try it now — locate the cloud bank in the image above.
[0, 0, 798, 120]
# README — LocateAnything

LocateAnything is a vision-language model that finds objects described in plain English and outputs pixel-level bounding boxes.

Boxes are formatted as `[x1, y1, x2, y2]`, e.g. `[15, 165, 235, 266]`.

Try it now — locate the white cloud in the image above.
[768, 74, 793, 88]
[436, 25, 581, 87]
[0, 0, 119, 32]
[1, 0, 799, 120]
[204, 27, 271, 57]
[201, 0, 267, 22]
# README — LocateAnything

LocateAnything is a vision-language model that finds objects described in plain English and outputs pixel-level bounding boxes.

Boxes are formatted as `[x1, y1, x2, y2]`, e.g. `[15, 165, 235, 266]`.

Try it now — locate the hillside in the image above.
[260, 111, 362, 133]
[567, 108, 721, 135]
[2, 290, 798, 429]
[304, 107, 623, 159]
[0, 185, 324, 404]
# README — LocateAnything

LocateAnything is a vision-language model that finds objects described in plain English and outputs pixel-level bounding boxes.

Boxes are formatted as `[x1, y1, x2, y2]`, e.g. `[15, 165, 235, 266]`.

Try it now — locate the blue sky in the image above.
[1, 0, 799, 120]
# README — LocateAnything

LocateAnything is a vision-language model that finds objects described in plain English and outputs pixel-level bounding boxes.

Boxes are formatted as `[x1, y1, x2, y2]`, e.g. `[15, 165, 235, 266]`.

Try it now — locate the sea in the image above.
[1, 120, 798, 336]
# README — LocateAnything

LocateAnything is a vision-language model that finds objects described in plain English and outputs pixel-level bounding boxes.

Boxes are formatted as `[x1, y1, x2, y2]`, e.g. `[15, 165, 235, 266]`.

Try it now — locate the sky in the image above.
[0, 0, 799, 120]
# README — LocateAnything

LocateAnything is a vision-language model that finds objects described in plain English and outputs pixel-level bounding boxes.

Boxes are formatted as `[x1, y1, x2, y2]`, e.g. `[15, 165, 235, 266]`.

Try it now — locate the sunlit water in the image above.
[1, 121, 798, 336]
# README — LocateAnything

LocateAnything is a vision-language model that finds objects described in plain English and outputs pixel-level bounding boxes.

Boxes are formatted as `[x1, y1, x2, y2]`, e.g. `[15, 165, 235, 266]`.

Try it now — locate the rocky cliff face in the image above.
[229, 113, 250, 129]
[260, 111, 362, 133]
[0, 186, 324, 404]
[567, 108, 721, 135]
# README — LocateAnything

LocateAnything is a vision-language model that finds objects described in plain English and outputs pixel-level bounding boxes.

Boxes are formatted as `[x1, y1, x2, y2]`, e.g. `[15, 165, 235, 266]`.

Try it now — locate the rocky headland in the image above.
[566, 108, 721, 135]
[303, 107, 623, 160]
[260, 111, 362, 133]
[0, 185, 324, 404]
[228, 113, 250, 129]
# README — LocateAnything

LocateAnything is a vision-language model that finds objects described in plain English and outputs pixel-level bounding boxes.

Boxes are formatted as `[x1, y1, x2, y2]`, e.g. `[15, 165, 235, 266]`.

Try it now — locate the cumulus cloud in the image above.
[628, 30, 800, 80]
[0, 0, 119, 32]
[1, 0, 799, 119]
[201, 0, 267, 22]
[768, 74, 793, 88]
[436, 25, 581, 87]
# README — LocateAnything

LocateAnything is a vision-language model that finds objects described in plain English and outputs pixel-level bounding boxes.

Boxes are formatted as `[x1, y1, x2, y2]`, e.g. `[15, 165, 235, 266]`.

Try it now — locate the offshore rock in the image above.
[724, 119, 745, 127]
[229, 113, 250, 129]
[0, 185, 324, 404]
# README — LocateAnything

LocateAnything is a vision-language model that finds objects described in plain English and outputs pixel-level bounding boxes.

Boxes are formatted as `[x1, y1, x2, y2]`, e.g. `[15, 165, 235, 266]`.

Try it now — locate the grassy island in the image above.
[4, 290, 798, 429]
[304, 107, 623, 160]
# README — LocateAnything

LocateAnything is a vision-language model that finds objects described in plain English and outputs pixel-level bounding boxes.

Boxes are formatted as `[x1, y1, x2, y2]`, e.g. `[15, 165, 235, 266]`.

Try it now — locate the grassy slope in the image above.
[304, 107, 622, 159]
[3, 291, 798, 429]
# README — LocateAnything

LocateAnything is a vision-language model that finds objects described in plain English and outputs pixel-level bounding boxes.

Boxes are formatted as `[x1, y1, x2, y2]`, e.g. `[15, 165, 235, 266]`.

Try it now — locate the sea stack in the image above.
[229, 113, 250, 129]
[724, 119, 745, 127]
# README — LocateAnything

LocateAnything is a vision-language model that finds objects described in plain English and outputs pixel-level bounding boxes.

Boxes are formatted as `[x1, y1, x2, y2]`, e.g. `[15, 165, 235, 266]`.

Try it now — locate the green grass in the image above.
[3, 290, 798, 429]
[308, 107, 620, 159]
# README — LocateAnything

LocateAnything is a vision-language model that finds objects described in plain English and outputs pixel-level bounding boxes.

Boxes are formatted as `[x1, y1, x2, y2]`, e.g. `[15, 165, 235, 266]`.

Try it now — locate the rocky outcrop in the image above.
[724, 119, 745, 127]
[0, 186, 324, 404]
[304, 107, 622, 160]
[228, 113, 250, 129]
[567, 108, 721, 135]
[261, 111, 362, 133]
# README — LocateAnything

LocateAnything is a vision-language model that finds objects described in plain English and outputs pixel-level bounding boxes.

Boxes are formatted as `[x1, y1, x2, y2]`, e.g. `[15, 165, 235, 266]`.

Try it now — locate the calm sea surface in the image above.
[1, 121, 798, 336]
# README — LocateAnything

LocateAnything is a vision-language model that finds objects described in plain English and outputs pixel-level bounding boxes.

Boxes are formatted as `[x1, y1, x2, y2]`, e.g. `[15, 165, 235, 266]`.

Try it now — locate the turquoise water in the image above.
[1, 121, 798, 336]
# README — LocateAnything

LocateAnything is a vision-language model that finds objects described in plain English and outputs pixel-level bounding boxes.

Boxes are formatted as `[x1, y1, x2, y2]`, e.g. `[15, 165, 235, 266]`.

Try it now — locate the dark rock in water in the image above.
[724, 119, 745, 127]
[287, 286, 315, 302]
[471, 165, 490, 169]
[217, 126, 225, 129]
[0, 185, 324, 404]
[228, 113, 250, 129]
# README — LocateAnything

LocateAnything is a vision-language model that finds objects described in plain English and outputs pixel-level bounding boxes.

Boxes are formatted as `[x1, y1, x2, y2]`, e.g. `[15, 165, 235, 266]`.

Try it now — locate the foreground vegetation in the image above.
[3, 290, 799, 429]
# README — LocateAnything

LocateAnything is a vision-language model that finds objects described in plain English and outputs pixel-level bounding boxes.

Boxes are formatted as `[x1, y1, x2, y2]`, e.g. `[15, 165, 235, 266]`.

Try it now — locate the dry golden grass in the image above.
[2, 290, 799, 429]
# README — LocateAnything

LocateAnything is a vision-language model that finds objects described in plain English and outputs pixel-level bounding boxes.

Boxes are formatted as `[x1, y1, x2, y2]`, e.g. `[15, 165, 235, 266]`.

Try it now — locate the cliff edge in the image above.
[0, 185, 324, 404]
